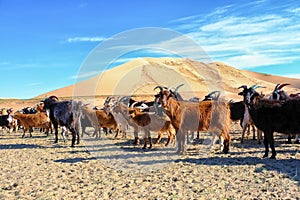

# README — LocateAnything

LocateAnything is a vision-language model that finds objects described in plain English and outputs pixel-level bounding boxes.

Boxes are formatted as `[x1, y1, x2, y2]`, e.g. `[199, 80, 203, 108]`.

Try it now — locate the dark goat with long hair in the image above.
[239, 85, 300, 159]
[42, 96, 83, 147]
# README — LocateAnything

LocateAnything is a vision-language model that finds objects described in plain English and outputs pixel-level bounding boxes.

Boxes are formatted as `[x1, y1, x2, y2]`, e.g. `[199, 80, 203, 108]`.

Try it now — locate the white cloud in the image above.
[67, 37, 106, 43]
[223, 54, 297, 69]
[169, 3, 300, 69]
[286, 7, 300, 15]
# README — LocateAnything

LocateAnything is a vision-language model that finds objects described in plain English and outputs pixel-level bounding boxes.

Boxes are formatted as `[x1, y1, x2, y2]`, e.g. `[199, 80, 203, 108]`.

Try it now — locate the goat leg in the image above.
[196, 131, 200, 139]
[68, 126, 76, 147]
[76, 131, 80, 144]
[53, 124, 59, 143]
[165, 131, 172, 146]
[133, 137, 139, 145]
[241, 125, 247, 143]
[181, 132, 187, 155]
[114, 130, 119, 138]
[122, 130, 126, 138]
[263, 134, 269, 158]
[148, 137, 152, 149]
[223, 133, 230, 154]
[269, 132, 276, 159]
[287, 134, 292, 144]
[154, 132, 162, 144]
[252, 125, 256, 140]
[22, 129, 26, 138]
[257, 129, 262, 144]
[142, 137, 147, 149]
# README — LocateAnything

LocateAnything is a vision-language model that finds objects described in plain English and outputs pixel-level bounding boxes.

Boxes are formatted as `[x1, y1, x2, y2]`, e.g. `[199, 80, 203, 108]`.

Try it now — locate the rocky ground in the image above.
[0, 127, 299, 200]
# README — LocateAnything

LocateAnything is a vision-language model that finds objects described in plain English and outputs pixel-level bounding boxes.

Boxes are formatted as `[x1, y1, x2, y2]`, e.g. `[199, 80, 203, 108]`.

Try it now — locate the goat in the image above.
[112, 101, 175, 148]
[269, 83, 300, 144]
[35, 102, 53, 135]
[110, 102, 141, 144]
[103, 97, 129, 138]
[81, 105, 118, 138]
[203, 91, 221, 101]
[154, 86, 231, 155]
[239, 85, 300, 159]
[128, 108, 176, 148]
[13, 111, 51, 138]
[187, 91, 221, 140]
[42, 96, 83, 147]
[229, 99, 262, 144]
[20, 107, 37, 114]
[0, 114, 13, 133]
[119, 96, 154, 111]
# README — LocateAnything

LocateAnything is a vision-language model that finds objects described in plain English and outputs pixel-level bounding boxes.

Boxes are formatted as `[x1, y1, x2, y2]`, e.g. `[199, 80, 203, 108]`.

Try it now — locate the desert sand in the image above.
[35, 58, 300, 102]
[0, 123, 299, 199]
[1, 58, 300, 199]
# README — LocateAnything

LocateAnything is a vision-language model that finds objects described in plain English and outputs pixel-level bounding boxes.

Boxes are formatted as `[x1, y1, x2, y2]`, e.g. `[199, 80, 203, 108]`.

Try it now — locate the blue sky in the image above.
[0, 0, 300, 98]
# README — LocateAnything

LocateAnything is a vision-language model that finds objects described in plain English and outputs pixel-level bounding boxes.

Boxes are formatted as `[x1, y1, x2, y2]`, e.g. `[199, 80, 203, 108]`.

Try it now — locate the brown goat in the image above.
[110, 102, 140, 144]
[128, 108, 176, 149]
[81, 107, 119, 138]
[154, 88, 231, 155]
[13, 111, 51, 138]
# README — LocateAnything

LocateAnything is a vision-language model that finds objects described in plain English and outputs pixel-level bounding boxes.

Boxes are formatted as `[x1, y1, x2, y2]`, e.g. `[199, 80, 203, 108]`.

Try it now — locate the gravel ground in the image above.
[0, 127, 299, 200]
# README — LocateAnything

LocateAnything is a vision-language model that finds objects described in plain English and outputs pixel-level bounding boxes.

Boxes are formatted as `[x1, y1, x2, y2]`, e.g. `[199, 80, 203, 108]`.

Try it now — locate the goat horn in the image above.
[174, 83, 184, 93]
[119, 96, 130, 102]
[153, 86, 163, 91]
[274, 83, 280, 91]
[251, 84, 266, 90]
[277, 83, 290, 90]
[48, 95, 59, 100]
[238, 85, 248, 89]
[82, 103, 90, 107]
[206, 91, 220, 97]
[104, 96, 112, 104]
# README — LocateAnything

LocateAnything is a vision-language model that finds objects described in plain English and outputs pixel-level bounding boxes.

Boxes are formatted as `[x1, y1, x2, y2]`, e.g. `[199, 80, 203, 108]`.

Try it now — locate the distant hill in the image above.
[35, 57, 300, 101]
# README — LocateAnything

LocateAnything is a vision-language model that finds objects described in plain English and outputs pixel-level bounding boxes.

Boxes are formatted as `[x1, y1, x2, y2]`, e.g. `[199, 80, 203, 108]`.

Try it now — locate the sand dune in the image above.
[35, 58, 300, 102]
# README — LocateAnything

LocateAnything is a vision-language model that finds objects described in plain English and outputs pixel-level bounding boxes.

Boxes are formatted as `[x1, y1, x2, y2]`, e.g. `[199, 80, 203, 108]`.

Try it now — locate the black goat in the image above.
[270, 83, 300, 144]
[0, 114, 13, 132]
[118, 96, 154, 111]
[42, 96, 83, 147]
[239, 85, 300, 159]
[20, 107, 37, 114]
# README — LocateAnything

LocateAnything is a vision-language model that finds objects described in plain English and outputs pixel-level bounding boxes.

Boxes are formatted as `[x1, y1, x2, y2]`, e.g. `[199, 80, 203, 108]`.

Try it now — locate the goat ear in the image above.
[238, 92, 243, 96]
[254, 92, 260, 97]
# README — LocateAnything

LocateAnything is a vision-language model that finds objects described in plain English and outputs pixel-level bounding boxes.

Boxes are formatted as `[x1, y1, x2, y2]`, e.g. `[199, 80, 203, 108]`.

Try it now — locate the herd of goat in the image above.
[0, 83, 300, 159]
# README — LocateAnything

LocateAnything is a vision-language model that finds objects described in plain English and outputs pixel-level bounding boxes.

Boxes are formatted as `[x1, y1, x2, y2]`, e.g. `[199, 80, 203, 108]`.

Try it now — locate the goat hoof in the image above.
[270, 155, 276, 159]
[223, 149, 229, 154]
[295, 140, 300, 144]
[262, 154, 268, 158]
[148, 145, 152, 149]
[142, 146, 146, 149]
[71, 145, 75, 148]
